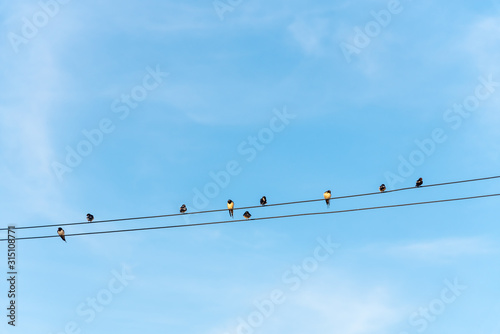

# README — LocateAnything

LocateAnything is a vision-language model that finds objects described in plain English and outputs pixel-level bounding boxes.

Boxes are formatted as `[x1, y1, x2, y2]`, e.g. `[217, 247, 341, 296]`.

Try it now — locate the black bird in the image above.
[379, 184, 386, 192]
[323, 190, 332, 207]
[260, 196, 267, 206]
[416, 178, 423, 187]
[180, 204, 187, 214]
[243, 211, 251, 219]
[57, 228, 66, 242]
[227, 200, 234, 217]
[86, 213, 94, 222]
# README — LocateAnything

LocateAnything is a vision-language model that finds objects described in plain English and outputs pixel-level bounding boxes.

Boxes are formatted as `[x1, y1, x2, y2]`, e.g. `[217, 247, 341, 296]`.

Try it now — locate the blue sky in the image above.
[1, 0, 500, 333]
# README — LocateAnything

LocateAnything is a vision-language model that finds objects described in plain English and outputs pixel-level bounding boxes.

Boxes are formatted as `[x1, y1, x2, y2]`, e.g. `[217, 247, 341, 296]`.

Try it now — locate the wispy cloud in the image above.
[384, 237, 497, 261]
[285, 284, 402, 333]
[462, 15, 500, 124]
[206, 267, 405, 334]
[463, 16, 500, 75]
[287, 18, 331, 56]
[0, 2, 72, 222]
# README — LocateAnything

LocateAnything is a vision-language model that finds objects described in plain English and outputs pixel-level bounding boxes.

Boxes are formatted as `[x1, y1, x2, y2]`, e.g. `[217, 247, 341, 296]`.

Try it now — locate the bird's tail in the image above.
[326, 199, 330, 207]
[229, 209, 233, 217]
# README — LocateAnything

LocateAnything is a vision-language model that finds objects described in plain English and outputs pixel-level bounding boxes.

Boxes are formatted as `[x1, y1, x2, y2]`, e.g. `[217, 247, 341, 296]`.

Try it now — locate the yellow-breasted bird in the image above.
[57, 227, 66, 242]
[323, 190, 332, 207]
[243, 211, 251, 219]
[227, 200, 234, 217]
[379, 184, 386, 192]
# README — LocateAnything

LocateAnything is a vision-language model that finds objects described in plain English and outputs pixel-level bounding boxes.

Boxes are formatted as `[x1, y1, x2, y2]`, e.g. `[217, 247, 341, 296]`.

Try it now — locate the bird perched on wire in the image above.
[243, 211, 251, 219]
[86, 213, 94, 222]
[323, 190, 331, 207]
[416, 178, 423, 187]
[379, 184, 386, 192]
[260, 196, 267, 206]
[227, 200, 234, 217]
[180, 204, 187, 214]
[57, 228, 66, 242]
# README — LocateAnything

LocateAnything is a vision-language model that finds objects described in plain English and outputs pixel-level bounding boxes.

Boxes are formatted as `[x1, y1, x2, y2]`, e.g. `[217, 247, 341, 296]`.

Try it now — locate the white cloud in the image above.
[463, 15, 500, 124]
[287, 18, 331, 56]
[283, 283, 402, 333]
[385, 236, 496, 261]
[206, 269, 406, 334]
[463, 16, 500, 75]
[0, 4, 76, 222]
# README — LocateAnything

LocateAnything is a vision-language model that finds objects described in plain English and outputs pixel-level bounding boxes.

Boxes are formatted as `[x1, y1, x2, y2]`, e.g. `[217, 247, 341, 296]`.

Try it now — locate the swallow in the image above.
[323, 190, 331, 207]
[243, 211, 251, 219]
[180, 204, 187, 214]
[379, 184, 386, 192]
[416, 178, 423, 187]
[260, 196, 267, 206]
[227, 199, 234, 217]
[86, 213, 94, 222]
[57, 227, 66, 242]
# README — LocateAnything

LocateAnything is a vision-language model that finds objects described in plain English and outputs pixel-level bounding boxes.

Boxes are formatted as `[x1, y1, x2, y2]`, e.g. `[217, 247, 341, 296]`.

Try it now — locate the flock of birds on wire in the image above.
[56, 178, 424, 242]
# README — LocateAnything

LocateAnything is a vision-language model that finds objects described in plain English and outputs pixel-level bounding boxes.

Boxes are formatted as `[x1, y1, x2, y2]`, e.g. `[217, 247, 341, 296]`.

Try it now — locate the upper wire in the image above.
[1, 175, 498, 232]
[2, 192, 498, 241]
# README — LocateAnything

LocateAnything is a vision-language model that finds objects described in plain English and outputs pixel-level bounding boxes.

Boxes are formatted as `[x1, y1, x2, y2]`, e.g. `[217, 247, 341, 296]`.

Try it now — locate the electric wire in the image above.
[1, 175, 498, 232]
[2, 193, 498, 242]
